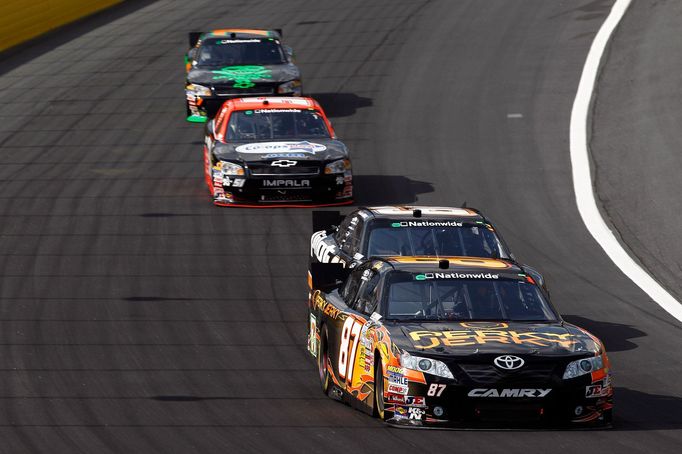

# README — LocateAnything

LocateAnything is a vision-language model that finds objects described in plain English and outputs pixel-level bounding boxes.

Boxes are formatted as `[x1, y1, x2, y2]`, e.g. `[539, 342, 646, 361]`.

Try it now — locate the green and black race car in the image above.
[184, 28, 302, 122]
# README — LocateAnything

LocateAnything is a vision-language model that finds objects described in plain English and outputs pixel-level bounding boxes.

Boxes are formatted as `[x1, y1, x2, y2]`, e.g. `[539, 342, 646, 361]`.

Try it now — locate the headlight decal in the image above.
[401, 351, 453, 380]
[562, 355, 605, 380]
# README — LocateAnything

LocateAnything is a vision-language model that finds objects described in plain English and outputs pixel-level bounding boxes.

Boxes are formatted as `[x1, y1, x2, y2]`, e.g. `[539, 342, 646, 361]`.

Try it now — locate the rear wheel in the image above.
[373, 356, 385, 419]
[318, 328, 330, 394]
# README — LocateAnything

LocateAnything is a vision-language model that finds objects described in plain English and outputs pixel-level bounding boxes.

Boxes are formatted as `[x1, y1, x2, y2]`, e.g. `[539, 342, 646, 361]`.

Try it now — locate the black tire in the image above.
[373, 355, 385, 419]
[318, 328, 330, 394]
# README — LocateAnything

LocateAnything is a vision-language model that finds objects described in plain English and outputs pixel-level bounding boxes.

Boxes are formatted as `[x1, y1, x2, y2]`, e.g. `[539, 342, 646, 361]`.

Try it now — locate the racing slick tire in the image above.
[318, 327, 331, 395]
[373, 355, 385, 420]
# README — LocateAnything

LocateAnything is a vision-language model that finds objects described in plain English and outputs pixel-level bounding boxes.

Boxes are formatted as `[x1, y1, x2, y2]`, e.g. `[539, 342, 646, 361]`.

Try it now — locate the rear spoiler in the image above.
[312, 210, 344, 233]
[189, 31, 204, 48]
[310, 263, 349, 292]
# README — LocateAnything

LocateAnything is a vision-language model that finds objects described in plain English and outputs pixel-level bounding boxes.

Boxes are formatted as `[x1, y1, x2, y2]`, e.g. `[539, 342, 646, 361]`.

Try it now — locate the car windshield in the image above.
[226, 109, 330, 141]
[385, 272, 557, 322]
[365, 219, 508, 259]
[196, 38, 286, 66]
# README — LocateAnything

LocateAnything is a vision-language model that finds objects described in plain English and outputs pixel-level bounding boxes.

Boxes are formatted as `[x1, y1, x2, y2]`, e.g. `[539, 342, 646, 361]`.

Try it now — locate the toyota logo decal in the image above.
[493, 355, 524, 370]
[271, 160, 297, 167]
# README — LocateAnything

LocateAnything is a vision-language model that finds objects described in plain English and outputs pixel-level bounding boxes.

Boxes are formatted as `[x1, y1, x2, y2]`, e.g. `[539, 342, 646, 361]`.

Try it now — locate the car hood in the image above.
[214, 138, 349, 162]
[187, 63, 300, 85]
[385, 321, 601, 357]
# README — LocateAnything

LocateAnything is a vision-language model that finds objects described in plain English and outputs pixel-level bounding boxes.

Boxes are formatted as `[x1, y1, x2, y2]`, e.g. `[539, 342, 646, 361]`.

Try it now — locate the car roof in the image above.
[361, 206, 486, 222]
[230, 97, 321, 110]
[202, 29, 281, 40]
[378, 256, 523, 275]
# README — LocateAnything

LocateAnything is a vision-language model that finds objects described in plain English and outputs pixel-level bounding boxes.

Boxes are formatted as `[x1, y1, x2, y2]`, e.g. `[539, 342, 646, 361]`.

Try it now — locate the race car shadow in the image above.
[612, 387, 682, 431]
[308, 92, 373, 118]
[352, 175, 434, 205]
[562, 315, 645, 352]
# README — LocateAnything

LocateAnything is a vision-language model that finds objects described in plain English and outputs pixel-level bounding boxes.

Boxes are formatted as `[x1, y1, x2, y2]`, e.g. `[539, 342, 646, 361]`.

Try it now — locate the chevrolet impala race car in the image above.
[310, 206, 546, 287]
[307, 256, 613, 428]
[203, 97, 352, 206]
[185, 28, 301, 122]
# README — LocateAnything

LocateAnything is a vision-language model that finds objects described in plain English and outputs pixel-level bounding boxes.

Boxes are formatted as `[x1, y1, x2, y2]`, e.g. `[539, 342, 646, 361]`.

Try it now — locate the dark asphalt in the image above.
[591, 0, 682, 303]
[0, 0, 680, 452]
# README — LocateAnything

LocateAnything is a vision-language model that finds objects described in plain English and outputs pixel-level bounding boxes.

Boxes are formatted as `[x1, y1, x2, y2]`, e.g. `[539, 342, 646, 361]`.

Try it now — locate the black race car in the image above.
[203, 97, 352, 207]
[185, 28, 301, 122]
[310, 206, 546, 287]
[307, 256, 614, 428]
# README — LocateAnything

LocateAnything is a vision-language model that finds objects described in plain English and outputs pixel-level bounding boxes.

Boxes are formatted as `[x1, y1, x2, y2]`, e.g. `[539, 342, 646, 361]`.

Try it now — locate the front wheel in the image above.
[373, 356, 385, 419]
[318, 328, 331, 394]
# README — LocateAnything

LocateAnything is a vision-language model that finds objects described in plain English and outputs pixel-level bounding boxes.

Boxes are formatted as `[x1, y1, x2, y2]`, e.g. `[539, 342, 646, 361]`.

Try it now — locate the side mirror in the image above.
[310, 263, 350, 292]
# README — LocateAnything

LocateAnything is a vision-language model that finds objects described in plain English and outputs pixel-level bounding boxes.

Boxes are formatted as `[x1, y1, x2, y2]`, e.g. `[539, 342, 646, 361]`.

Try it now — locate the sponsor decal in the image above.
[467, 388, 552, 398]
[308, 314, 317, 356]
[408, 407, 425, 420]
[217, 39, 261, 44]
[236, 141, 327, 155]
[387, 383, 409, 395]
[586, 377, 611, 398]
[409, 327, 576, 349]
[391, 220, 463, 228]
[387, 365, 408, 386]
[406, 396, 426, 407]
[415, 272, 499, 281]
[265, 153, 307, 159]
[262, 180, 310, 188]
[254, 109, 303, 113]
[387, 394, 406, 404]
[211, 65, 272, 88]
[322, 302, 342, 320]
[310, 230, 345, 265]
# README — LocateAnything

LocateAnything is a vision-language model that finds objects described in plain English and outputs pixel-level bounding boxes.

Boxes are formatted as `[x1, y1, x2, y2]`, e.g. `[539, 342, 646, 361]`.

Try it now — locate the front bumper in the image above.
[382, 375, 613, 429]
[210, 171, 353, 207]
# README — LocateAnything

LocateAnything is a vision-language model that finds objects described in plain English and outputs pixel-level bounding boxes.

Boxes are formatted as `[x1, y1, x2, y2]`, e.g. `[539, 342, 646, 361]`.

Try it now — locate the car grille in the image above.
[213, 84, 275, 96]
[248, 164, 320, 176]
[458, 363, 555, 386]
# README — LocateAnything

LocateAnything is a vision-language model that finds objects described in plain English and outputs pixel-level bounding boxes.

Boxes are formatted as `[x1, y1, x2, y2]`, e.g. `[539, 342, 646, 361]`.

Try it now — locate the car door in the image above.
[326, 263, 383, 410]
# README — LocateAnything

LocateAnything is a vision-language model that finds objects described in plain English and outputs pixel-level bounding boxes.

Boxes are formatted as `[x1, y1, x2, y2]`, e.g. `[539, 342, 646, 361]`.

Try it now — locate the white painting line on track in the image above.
[569, 0, 682, 322]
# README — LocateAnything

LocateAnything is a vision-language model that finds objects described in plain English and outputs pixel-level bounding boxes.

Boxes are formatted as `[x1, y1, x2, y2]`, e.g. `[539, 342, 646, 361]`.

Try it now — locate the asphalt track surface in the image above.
[0, 0, 680, 453]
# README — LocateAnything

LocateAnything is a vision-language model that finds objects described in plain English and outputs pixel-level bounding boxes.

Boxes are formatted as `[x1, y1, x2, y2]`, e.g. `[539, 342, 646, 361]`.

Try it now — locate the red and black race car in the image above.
[307, 256, 613, 428]
[203, 97, 352, 207]
[185, 29, 301, 122]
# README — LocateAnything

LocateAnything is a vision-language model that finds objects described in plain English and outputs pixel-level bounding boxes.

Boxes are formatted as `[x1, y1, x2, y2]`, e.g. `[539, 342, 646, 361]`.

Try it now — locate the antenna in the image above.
[438, 259, 449, 269]
[413, 209, 422, 218]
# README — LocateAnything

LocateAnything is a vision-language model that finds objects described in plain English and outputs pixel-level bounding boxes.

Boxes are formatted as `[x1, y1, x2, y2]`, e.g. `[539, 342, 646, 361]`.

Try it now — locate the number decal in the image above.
[338, 317, 363, 381]
[427, 383, 446, 397]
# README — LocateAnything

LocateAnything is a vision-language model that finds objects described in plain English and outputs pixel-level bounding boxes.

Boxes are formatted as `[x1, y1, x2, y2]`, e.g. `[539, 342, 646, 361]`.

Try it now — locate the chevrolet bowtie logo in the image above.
[271, 160, 297, 167]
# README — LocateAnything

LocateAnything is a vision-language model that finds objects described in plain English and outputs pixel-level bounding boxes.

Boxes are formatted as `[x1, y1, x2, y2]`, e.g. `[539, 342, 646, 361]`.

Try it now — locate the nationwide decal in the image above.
[467, 388, 552, 398]
[415, 272, 499, 281]
[236, 141, 327, 154]
[212, 65, 272, 88]
[254, 109, 302, 113]
[391, 220, 463, 228]
[264, 153, 307, 159]
[409, 327, 576, 349]
[216, 39, 261, 44]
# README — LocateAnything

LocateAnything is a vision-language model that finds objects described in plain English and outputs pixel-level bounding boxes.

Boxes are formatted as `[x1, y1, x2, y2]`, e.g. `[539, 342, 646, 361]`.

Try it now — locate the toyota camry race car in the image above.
[185, 28, 301, 122]
[307, 256, 613, 428]
[203, 97, 353, 206]
[310, 206, 546, 287]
